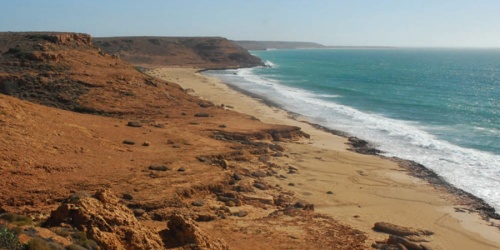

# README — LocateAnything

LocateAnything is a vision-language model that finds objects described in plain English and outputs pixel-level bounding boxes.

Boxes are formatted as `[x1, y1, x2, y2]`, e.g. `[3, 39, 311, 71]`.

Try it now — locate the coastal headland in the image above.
[234, 40, 395, 50]
[0, 32, 499, 249]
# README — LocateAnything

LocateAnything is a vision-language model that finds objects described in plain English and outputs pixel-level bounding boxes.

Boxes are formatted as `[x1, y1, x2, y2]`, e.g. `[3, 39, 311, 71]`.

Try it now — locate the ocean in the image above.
[205, 48, 500, 213]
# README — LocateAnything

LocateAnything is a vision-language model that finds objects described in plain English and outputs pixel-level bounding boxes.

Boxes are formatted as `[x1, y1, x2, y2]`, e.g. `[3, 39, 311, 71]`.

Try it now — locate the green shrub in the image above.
[26, 34, 54, 43]
[26, 238, 51, 250]
[71, 231, 98, 250]
[0, 225, 23, 250]
[52, 227, 71, 238]
[48, 242, 66, 250]
[12, 226, 24, 236]
[5, 47, 22, 54]
[25, 237, 65, 250]
[65, 244, 87, 250]
[0, 213, 32, 226]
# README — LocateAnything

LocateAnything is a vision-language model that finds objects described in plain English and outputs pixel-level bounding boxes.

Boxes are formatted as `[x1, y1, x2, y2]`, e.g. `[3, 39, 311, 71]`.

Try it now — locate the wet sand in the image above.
[148, 67, 500, 250]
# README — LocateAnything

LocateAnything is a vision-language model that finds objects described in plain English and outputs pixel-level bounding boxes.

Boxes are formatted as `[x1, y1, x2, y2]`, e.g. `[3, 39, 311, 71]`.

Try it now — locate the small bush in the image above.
[2, 47, 37, 60]
[12, 226, 24, 236]
[25, 237, 65, 250]
[71, 231, 98, 250]
[100, 41, 111, 47]
[78, 240, 98, 250]
[25, 238, 51, 250]
[26, 34, 55, 43]
[71, 231, 87, 243]
[48, 242, 66, 250]
[52, 227, 71, 237]
[0, 213, 32, 226]
[5, 47, 22, 54]
[0, 225, 23, 250]
[0, 81, 20, 95]
[66, 244, 87, 250]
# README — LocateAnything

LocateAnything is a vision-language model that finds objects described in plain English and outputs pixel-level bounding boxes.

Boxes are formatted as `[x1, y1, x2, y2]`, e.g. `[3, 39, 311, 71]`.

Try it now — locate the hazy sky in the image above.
[1, 0, 500, 47]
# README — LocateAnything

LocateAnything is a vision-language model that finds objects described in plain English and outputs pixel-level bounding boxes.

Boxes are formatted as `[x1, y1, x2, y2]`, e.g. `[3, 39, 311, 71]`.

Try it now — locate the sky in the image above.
[1, 0, 500, 48]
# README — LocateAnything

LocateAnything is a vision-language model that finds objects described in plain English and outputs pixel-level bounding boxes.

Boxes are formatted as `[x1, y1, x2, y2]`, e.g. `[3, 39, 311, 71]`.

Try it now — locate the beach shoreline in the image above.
[148, 67, 500, 249]
[201, 67, 500, 223]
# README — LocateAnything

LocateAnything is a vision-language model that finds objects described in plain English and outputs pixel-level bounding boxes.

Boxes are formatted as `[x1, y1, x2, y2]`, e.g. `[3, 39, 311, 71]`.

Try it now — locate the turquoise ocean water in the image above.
[206, 49, 500, 212]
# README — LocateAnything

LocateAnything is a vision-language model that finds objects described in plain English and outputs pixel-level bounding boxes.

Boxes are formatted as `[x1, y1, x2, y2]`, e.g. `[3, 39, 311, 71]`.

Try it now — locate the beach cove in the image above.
[148, 67, 500, 249]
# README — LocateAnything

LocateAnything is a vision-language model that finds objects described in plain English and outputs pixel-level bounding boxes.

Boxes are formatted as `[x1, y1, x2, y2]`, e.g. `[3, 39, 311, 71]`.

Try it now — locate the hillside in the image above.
[0, 32, 368, 249]
[0, 32, 200, 117]
[93, 36, 264, 68]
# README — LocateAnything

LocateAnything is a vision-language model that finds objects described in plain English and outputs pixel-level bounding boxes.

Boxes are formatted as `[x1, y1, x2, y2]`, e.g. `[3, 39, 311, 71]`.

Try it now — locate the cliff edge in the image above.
[93, 36, 264, 68]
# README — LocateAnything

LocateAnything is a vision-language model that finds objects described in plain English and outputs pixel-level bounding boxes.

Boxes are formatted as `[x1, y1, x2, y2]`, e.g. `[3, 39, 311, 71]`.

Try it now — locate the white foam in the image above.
[473, 126, 500, 135]
[316, 94, 341, 98]
[264, 60, 276, 68]
[206, 68, 500, 213]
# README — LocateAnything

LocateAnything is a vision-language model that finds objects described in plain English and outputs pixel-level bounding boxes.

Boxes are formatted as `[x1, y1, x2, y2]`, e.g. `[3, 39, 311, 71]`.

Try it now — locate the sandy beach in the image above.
[148, 67, 500, 250]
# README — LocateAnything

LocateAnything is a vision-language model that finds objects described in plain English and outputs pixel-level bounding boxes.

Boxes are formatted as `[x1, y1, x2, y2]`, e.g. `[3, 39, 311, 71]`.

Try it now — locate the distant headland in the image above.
[234, 40, 395, 50]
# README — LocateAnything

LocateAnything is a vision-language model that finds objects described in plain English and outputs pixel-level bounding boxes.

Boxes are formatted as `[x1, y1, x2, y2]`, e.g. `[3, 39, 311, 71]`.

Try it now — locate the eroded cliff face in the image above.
[93, 36, 264, 68]
[0, 32, 92, 47]
[29, 33, 93, 46]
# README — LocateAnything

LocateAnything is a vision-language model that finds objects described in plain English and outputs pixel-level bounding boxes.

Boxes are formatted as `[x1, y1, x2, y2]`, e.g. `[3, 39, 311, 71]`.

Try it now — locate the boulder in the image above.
[241, 194, 274, 205]
[251, 170, 267, 178]
[192, 199, 205, 207]
[233, 172, 243, 181]
[194, 113, 210, 117]
[126, 121, 143, 127]
[347, 137, 382, 155]
[122, 140, 135, 145]
[162, 214, 229, 250]
[373, 222, 434, 237]
[148, 165, 169, 171]
[387, 235, 426, 250]
[253, 182, 268, 190]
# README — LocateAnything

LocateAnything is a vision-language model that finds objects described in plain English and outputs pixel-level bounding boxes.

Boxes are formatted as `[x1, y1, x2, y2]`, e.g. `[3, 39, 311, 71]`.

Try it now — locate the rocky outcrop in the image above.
[45, 189, 164, 250]
[0, 32, 92, 51]
[161, 214, 229, 250]
[373, 222, 434, 237]
[372, 222, 434, 250]
[26, 33, 92, 46]
[53, 33, 92, 46]
[347, 137, 382, 155]
[212, 125, 309, 143]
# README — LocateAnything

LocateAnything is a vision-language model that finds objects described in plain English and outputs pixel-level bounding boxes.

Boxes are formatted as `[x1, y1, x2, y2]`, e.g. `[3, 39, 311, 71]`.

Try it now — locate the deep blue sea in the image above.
[206, 48, 500, 212]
